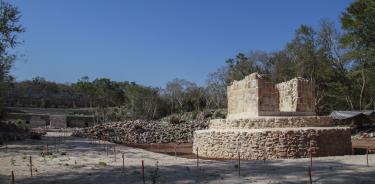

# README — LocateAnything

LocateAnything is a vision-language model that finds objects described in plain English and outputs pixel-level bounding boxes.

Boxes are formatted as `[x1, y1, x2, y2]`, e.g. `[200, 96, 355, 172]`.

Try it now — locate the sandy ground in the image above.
[0, 132, 375, 184]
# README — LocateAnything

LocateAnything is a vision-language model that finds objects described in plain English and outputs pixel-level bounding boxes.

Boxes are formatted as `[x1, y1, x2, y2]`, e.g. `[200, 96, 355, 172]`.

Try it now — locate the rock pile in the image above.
[72, 120, 208, 144]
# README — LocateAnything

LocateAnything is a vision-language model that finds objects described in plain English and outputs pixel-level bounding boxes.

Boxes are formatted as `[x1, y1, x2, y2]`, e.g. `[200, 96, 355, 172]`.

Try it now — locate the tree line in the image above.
[1, 0, 375, 119]
[5, 76, 222, 120]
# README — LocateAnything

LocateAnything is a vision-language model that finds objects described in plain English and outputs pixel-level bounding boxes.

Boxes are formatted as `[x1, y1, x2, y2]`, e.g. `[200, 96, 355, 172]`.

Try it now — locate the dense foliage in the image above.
[0, 0, 24, 116]
[6, 76, 210, 119]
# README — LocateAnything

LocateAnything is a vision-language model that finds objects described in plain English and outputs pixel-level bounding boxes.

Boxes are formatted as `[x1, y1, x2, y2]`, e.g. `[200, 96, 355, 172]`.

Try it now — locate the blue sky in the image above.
[11, 0, 353, 87]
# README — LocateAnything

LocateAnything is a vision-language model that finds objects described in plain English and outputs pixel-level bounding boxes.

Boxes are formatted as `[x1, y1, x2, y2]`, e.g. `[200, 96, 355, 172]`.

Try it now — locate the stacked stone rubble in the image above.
[73, 120, 208, 144]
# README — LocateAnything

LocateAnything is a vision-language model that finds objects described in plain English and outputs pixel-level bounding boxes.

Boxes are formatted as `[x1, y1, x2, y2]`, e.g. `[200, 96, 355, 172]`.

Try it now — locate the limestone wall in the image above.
[227, 73, 279, 119]
[209, 116, 332, 129]
[227, 74, 316, 119]
[193, 127, 352, 160]
[276, 78, 315, 113]
[227, 74, 259, 118]
[258, 78, 279, 113]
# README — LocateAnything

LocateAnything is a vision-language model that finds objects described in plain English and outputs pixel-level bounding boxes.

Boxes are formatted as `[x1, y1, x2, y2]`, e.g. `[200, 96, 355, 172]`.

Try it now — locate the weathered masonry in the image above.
[193, 73, 352, 160]
[227, 73, 315, 119]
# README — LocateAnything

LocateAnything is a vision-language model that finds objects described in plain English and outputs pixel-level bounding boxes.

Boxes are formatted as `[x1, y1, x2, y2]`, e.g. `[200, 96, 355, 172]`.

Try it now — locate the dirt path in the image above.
[1, 132, 375, 184]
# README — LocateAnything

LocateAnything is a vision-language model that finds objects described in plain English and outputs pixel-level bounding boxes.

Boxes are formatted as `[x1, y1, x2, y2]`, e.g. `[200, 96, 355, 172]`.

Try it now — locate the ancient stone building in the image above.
[227, 73, 315, 119]
[193, 73, 352, 160]
[227, 73, 279, 119]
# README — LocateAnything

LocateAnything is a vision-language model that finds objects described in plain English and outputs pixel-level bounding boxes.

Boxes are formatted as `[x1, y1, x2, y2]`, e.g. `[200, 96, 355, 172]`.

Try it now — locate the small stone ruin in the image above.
[193, 73, 352, 159]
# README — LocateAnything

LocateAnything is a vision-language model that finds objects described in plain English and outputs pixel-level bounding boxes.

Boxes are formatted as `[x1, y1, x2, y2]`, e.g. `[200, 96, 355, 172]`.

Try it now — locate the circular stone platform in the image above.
[209, 116, 332, 129]
[193, 127, 352, 160]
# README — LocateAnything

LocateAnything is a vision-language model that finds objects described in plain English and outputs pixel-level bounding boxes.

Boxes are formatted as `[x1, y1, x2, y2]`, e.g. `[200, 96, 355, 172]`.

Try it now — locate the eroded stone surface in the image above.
[227, 73, 315, 119]
[276, 77, 315, 113]
[209, 116, 332, 129]
[193, 127, 352, 160]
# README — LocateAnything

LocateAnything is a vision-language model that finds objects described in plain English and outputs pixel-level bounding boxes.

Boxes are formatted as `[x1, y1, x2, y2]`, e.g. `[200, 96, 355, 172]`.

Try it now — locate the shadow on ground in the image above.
[1, 133, 375, 184]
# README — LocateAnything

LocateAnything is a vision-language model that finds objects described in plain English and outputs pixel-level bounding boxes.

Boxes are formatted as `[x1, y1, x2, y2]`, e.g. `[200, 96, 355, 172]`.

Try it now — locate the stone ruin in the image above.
[193, 73, 352, 159]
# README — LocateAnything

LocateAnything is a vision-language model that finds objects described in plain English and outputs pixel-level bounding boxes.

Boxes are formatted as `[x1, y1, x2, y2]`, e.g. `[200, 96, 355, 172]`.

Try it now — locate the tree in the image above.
[225, 51, 273, 83]
[0, 0, 24, 115]
[205, 66, 228, 109]
[273, 22, 350, 113]
[72, 76, 97, 107]
[122, 83, 167, 120]
[164, 79, 194, 113]
[341, 0, 375, 110]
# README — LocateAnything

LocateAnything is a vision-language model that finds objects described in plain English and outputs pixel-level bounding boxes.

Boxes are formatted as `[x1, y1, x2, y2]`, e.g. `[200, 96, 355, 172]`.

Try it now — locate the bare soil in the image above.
[1, 132, 375, 184]
[126, 143, 195, 159]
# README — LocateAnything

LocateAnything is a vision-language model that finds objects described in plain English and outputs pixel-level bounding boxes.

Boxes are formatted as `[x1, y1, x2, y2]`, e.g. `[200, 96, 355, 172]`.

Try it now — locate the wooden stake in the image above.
[11, 170, 15, 184]
[114, 145, 116, 162]
[310, 148, 313, 169]
[122, 153, 125, 173]
[141, 160, 145, 184]
[29, 156, 33, 177]
[196, 147, 199, 168]
[263, 146, 266, 164]
[367, 147, 369, 167]
[238, 151, 241, 177]
[174, 144, 177, 158]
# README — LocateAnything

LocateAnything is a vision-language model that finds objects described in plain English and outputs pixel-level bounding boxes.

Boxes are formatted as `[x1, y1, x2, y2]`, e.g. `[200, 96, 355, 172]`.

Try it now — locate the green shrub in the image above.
[98, 161, 107, 167]
[169, 115, 182, 124]
[191, 111, 198, 120]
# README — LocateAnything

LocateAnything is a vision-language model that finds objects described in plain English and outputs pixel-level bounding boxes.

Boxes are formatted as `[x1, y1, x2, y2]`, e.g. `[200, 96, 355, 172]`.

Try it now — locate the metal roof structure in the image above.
[330, 111, 375, 120]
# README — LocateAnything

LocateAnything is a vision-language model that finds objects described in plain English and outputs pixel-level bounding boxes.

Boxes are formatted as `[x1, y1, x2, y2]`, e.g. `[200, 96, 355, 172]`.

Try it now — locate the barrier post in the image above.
[29, 155, 33, 177]
[142, 160, 145, 184]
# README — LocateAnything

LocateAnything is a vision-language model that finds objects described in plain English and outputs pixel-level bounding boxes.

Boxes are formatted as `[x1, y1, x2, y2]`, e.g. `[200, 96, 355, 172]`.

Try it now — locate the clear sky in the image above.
[11, 0, 353, 87]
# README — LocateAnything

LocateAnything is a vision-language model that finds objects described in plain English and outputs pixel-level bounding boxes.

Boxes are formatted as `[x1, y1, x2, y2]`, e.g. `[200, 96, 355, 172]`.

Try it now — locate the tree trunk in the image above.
[359, 66, 366, 110]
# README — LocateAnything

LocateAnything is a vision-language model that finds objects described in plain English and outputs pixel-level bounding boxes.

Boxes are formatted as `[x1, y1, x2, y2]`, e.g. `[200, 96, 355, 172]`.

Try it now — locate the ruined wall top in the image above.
[227, 73, 315, 119]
